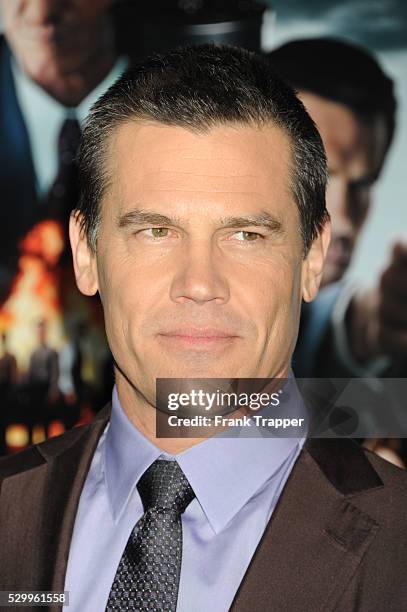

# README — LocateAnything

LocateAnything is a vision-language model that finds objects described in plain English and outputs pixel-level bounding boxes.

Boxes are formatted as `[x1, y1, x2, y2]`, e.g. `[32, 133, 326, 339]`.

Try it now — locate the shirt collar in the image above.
[11, 55, 128, 198]
[104, 380, 304, 534]
[104, 386, 163, 522]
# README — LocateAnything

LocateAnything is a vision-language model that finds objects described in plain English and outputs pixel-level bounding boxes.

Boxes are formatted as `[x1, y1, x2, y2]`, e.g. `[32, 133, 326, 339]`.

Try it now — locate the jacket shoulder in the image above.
[0, 404, 113, 481]
[0, 423, 90, 480]
[0, 444, 45, 479]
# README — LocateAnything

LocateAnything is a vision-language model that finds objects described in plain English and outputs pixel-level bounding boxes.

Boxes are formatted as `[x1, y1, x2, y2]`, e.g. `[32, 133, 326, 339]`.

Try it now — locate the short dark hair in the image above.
[266, 38, 396, 155]
[77, 43, 328, 254]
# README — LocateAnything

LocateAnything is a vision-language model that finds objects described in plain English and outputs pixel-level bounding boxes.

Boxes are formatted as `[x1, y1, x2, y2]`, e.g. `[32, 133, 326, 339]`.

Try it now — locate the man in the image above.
[267, 39, 406, 466]
[1, 44, 406, 612]
[0, 0, 126, 445]
[26, 320, 60, 432]
[266, 39, 403, 378]
[0, 0, 123, 296]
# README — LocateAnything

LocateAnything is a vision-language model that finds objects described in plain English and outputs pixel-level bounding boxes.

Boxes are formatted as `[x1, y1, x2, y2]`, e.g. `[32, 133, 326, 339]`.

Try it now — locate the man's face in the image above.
[299, 91, 388, 286]
[2, 0, 112, 82]
[71, 121, 328, 404]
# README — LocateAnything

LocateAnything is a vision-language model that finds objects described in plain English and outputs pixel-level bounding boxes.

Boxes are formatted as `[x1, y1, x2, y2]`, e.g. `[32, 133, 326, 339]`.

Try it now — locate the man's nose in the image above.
[326, 176, 354, 236]
[169, 240, 230, 305]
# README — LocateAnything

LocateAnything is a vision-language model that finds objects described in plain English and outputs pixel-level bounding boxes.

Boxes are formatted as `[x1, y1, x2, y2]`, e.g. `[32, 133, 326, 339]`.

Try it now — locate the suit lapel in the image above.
[231, 438, 383, 612]
[0, 405, 111, 599]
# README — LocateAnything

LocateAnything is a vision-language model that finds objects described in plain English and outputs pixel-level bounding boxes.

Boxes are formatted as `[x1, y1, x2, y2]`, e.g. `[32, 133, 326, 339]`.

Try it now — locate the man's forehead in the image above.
[98, 121, 302, 240]
[108, 120, 293, 190]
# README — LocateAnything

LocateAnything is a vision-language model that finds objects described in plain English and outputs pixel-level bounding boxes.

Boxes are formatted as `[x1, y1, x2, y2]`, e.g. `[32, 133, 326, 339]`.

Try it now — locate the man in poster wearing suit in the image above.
[1, 44, 407, 611]
[0, 0, 126, 440]
[0, 0, 121, 300]
[267, 39, 402, 380]
[267, 39, 406, 466]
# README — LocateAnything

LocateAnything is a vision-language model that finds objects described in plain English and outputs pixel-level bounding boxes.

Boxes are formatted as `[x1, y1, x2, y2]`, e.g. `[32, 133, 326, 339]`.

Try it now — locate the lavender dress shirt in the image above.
[64, 385, 305, 611]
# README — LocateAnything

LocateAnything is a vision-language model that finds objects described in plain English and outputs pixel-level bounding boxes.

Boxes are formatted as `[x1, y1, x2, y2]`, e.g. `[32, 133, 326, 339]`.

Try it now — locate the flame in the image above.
[0, 220, 66, 370]
[20, 220, 64, 266]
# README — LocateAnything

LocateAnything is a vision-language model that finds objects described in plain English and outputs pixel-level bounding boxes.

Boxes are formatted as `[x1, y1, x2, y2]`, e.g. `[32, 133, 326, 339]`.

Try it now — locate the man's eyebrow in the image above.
[218, 212, 284, 233]
[117, 208, 283, 233]
[117, 209, 181, 228]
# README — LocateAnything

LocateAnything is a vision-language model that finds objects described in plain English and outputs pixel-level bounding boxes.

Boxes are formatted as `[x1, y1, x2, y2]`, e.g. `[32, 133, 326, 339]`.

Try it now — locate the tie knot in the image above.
[58, 118, 81, 162]
[137, 460, 195, 515]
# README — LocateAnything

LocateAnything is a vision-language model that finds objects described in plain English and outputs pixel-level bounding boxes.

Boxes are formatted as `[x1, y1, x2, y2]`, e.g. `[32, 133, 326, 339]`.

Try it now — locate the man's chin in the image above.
[152, 356, 245, 380]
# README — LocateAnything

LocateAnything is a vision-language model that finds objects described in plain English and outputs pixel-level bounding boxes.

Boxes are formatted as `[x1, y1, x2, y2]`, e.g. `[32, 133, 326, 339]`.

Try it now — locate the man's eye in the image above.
[234, 231, 262, 241]
[143, 227, 170, 238]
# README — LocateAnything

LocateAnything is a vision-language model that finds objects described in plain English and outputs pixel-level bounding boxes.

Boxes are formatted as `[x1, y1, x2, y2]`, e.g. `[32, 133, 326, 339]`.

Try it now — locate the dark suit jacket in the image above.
[1, 403, 407, 611]
[0, 36, 40, 302]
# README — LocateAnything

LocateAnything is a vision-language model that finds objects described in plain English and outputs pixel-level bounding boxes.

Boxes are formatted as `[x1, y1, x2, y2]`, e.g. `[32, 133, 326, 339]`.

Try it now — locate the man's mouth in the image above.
[158, 327, 239, 349]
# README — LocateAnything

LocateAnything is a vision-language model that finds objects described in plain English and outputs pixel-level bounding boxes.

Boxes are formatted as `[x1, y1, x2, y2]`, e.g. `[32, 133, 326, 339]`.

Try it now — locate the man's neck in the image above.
[115, 366, 291, 455]
[116, 373, 206, 455]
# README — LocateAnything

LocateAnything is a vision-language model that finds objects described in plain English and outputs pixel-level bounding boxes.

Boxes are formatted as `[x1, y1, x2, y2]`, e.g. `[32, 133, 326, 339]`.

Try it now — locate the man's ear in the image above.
[69, 211, 98, 296]
[301, 219, 331, 303]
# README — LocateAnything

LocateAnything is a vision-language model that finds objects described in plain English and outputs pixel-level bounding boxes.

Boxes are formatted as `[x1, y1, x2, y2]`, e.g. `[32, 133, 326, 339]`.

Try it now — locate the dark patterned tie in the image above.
[106, 460, 195, 612]
[45, 117, 81, 228]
